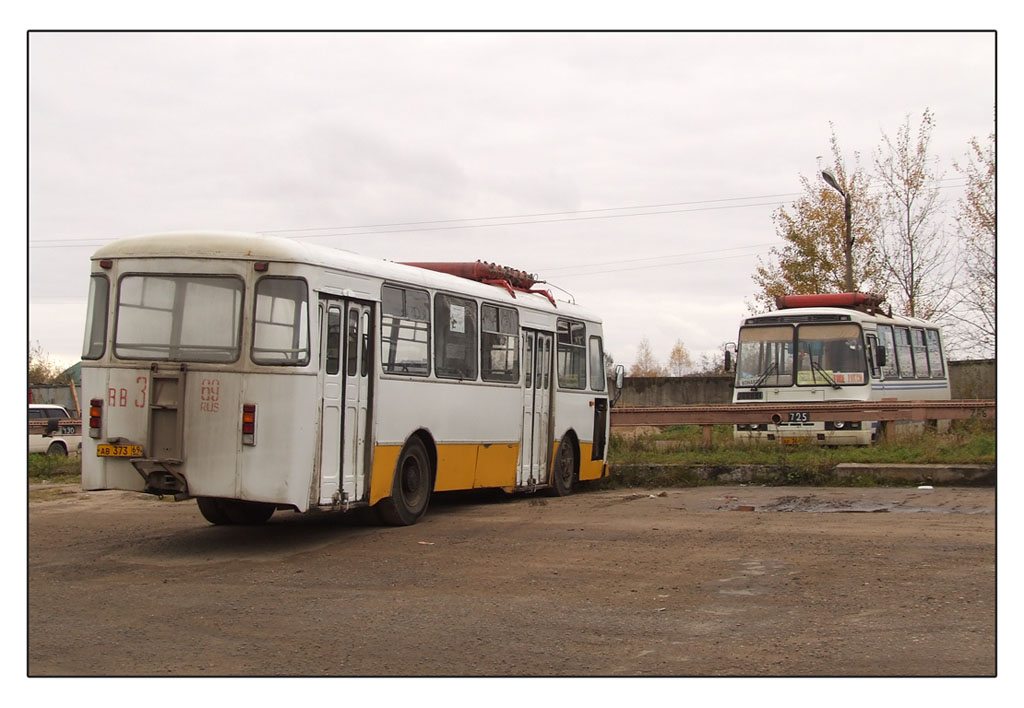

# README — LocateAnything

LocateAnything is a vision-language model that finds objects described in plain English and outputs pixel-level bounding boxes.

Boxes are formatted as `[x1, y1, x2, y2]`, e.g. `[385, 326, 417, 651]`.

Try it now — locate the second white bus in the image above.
[730, 293, 951, 445]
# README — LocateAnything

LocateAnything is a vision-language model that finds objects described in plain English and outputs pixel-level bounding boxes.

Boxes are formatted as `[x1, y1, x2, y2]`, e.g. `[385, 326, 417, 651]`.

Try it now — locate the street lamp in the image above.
[821, 169, 854, 292]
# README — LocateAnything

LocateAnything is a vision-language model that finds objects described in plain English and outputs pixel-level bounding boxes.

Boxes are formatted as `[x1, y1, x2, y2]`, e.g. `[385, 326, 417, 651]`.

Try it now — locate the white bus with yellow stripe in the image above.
[81, 232, 612, 525]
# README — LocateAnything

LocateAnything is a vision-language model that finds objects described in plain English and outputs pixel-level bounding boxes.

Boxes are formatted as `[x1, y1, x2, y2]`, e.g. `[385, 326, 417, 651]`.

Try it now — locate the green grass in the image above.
[26, 420, 994, 491]
[608, 419, 993, 471]
[28, 453, 82, 485]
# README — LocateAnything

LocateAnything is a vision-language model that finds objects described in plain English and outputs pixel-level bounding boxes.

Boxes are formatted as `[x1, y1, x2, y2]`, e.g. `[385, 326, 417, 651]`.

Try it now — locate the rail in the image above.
[610, 400, 996, 446]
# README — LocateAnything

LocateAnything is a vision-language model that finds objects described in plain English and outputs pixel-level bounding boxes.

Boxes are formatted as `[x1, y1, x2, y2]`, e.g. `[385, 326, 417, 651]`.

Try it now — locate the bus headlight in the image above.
[826, 421, 861, 431]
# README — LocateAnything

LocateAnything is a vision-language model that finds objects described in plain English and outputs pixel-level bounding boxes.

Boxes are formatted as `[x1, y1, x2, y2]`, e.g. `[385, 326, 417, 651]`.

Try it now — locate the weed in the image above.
[28, 454, 81, 485]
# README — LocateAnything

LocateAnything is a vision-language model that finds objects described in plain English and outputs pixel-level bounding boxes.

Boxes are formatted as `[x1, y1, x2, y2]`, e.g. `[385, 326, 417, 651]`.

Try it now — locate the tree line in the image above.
[627, 108, 994, 371]
[752, 108, 994, 359]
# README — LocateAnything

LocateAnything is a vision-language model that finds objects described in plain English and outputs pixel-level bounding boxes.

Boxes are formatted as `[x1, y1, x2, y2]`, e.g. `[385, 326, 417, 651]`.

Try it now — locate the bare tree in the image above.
[873, 108, 957, 320]
[629, 337, 665, 377]
[666, 340, 694, 376]
[947, 132, 995, 357]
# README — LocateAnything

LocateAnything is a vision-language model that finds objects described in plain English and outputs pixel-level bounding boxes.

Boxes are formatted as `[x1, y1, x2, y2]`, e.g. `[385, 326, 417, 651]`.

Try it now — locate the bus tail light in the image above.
[242, 404, 257, 446]
[88, 399, 103, 438]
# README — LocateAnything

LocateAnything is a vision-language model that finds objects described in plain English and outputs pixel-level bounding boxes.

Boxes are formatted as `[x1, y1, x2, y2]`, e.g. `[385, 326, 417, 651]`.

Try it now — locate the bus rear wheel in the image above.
[197, 497, 275, 525]
[377, 437, 433, 526]
[197, 497, 232, 525]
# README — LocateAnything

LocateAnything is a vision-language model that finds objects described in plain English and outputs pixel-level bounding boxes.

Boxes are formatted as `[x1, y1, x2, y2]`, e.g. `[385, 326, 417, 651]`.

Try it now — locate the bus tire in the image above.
[550, 436, 577, 497]
[197, 497, 233, 525]
[46, 441, 68, 457]
[197, 498, 275, 525]
[378, 437, 433, 526]
[220, 499, 276, 525]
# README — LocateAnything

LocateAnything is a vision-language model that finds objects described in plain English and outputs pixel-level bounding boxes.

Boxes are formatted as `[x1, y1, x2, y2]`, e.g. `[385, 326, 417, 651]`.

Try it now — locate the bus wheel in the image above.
[220, 499, 276, 525]
[197, 498, 275, 525]
[197, 497, 233, 525]
[378, 437, 433, 526]
[550, 438, 576, 497]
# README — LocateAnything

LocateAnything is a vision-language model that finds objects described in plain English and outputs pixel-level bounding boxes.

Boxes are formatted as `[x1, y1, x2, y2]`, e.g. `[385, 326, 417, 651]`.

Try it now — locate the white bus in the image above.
[80, 232, 614, 525]
[730, 293, 951, 445]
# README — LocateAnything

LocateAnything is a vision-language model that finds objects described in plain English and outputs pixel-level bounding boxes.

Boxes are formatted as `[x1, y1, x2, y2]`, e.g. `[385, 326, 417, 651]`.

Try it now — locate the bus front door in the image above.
[518, 330, 552, 488]
[318, 298, 373, 507]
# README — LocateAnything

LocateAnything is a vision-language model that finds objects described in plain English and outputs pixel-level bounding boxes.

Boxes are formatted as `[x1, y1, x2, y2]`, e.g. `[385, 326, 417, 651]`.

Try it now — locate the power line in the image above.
[28, 178, 971, 249]
[538, 242, 775, 274]
[269, 200, 793, 242]
[256, 193, 805, 236]
[28, 192, 802, 248]
[548, 250, 769, 280]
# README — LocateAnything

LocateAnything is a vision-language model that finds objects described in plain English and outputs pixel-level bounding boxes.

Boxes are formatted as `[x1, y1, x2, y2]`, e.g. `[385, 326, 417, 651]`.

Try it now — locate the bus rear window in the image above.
[252, 277, 310, 366]
[82, 274, 109, 360]
[115, 275, 243, 362]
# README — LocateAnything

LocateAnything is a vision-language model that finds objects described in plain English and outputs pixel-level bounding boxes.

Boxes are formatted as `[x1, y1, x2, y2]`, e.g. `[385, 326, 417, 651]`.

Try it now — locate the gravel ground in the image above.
[28, 483, 995, 677]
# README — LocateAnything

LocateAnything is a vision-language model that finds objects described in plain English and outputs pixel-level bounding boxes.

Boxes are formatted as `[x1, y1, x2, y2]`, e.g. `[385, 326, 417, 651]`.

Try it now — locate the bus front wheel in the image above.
[378, 437, 433, 526]
[550, 437, 577, 497]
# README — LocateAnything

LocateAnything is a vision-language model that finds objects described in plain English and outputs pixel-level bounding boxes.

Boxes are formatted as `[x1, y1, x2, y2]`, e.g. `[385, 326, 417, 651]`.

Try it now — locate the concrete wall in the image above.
[616, 375, 734, 407]
[615, 359, 995, 407]
[948, 359, 996, 400]
[28, 359, 992, 418]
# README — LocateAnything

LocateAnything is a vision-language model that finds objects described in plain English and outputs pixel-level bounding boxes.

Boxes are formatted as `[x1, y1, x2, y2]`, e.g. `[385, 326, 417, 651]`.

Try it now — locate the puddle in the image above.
[744, 494, 990, 515]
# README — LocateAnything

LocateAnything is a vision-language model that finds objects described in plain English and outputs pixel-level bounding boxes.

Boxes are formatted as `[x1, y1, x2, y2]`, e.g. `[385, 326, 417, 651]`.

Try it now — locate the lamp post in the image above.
[821, 169, 854, 292]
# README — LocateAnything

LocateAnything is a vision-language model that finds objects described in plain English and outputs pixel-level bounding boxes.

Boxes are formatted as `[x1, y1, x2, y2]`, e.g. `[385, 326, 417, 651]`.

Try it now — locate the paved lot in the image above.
[28, 483, 995, 676]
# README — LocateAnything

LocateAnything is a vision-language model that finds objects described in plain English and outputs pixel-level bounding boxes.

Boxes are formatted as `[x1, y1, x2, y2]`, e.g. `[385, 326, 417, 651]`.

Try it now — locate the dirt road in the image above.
[28, 484, 995, 676]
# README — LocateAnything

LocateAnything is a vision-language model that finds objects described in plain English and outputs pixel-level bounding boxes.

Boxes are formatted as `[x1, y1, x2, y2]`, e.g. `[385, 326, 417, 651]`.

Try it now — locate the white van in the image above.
[29, 404, 82, 456]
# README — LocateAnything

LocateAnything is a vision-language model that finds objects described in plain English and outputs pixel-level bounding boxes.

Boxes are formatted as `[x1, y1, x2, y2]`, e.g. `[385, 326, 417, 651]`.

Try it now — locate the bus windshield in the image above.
[795, 323, 866, 386]
[736, 326, 794, 388]
[737, 322, 867, 388]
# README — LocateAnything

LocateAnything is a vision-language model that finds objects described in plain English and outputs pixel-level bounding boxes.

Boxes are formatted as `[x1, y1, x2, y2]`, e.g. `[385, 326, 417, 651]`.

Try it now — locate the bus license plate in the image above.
[97, 444, 142, 457]
[788, 412, 810, 423]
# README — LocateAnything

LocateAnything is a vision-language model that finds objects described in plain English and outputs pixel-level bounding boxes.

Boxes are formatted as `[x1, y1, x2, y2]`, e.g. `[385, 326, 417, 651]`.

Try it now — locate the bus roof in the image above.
[91, 231, 602, 321]
[743, 306, 939, 329]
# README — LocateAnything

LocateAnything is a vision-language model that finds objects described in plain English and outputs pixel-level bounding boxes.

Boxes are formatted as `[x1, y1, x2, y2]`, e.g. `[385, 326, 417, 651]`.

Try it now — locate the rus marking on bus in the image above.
[726, 292, 951, 446]
[80, 232, 618, 527]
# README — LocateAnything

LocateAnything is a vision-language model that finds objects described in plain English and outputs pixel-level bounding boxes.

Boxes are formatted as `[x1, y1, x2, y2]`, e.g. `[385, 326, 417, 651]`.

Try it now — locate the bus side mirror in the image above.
[724, 349, 732, 373]
[611, 365, 625, 407]
[876, 346, 887, 367]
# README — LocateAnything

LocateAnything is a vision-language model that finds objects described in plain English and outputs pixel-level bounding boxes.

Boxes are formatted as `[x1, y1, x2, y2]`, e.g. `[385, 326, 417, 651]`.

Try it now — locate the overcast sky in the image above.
[26, 30, 996, 370]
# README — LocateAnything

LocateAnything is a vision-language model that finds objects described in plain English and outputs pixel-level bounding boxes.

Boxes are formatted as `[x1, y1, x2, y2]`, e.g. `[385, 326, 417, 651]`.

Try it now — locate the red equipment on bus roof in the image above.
[400, 260, 556, 307]
[775, 292, 888, 315]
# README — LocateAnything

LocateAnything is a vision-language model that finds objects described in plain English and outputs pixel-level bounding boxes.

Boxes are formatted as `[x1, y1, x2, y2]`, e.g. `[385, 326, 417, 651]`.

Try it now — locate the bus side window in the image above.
[556, 319, 586, 390]
[481, 304, 519, 383]
[894, 327, 915, 378]
[381, 285, 430, 376]
[911, 328, 930, 379]
[434, 294, 478, 380]
[926, 329, 945, 378]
